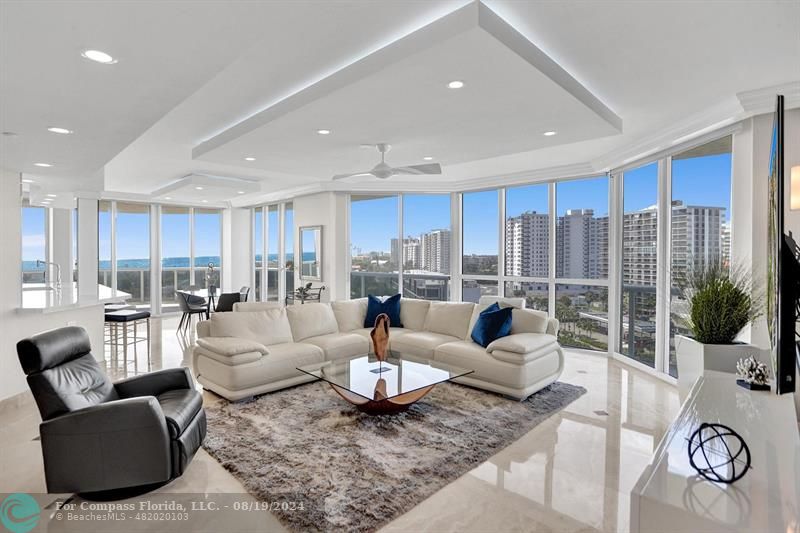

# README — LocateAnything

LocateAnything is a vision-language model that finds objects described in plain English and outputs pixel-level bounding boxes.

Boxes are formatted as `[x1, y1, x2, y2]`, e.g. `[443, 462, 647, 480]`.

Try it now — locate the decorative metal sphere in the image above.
[687, 423, 751, 484]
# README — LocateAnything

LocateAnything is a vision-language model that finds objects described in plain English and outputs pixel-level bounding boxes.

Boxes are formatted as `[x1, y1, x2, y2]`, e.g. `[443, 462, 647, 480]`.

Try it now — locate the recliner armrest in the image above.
[196, 337, 269, 357]
[39, 397, 172, 493]
[546, 318, 560, 336]
[40, 397, 167, 436]
[115, 367, 194, 398]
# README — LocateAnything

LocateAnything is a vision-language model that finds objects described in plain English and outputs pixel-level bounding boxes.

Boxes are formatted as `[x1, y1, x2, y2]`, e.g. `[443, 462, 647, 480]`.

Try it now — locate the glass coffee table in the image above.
[298, 353, 473, 415]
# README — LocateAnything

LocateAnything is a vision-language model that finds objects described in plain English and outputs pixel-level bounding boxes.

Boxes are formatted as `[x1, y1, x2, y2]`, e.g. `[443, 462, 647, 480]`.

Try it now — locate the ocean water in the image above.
[22, 253, 315, 271]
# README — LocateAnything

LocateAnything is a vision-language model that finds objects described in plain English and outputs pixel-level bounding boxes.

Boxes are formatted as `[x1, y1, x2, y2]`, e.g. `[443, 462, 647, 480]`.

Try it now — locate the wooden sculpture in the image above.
[370, 312, 391, 362]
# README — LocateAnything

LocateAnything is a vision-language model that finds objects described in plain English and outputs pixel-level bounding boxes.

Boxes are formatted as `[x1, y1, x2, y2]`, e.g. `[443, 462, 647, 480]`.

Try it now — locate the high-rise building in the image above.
[505, 211, 549, 277]
[556, 209, 608, 279]
[420, 229, 450, 274]
[390, 237, 420, 269]
[670, 201, 725, 283]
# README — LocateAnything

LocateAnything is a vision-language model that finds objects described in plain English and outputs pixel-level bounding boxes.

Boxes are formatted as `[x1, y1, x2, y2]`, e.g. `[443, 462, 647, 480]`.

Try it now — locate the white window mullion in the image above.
[548, 183, 556, 317]
[450, 192, 460, 301]
[608, 173, 622, 357]
[498, 188, 506, 295]
[110, 201, 117, 292]
[655, 158, 672, 375]
[397, 194, 404, 296]
[278, 203, 285, 304]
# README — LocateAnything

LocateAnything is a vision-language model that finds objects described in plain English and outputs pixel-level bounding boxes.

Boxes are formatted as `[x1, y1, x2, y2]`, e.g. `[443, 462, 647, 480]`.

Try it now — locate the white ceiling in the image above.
[1, 0, 798, 203]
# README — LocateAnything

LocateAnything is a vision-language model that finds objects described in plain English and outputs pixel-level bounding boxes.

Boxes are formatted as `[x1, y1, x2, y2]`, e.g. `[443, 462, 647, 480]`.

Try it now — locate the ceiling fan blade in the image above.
[332, 171, 375, 181]
[391, 163, 442, 175]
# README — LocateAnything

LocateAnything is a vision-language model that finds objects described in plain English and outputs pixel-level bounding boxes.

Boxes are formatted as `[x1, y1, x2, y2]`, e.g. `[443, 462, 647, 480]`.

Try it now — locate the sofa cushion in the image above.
[233, 301, 283, 312]
[400, 298, 430, 331]
[287, 303, 339, 341]
[196, 337, 269, 356]
[302, 333, 369, 361]
[364, 294, 402, 328]
[195, 342, 324, 392]
[390, 331, 461, 360]
[332, 299, 367, 332]
[209, 309, 293, 346]
[471, 303, 513, 348]
[510, 308, 549, 335]
[423, 301, 475, 339]
[350, 327, 410, 342]
[435, 341, 560, 389]
[478, 296, 526, 309]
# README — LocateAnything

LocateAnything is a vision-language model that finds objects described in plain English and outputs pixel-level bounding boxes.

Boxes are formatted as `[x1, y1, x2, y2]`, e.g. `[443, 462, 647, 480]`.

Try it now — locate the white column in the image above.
[77, 197, 98, 299]
[228, 208, 252, 294]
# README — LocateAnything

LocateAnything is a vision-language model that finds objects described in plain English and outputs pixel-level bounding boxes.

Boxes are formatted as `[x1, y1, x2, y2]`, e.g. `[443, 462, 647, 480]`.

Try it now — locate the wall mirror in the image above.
[299, 225, 322, 281]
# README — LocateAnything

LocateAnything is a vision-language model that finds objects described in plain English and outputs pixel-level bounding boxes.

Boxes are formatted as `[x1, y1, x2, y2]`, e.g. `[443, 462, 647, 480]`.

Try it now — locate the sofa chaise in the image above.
[193, 296, 564, 401]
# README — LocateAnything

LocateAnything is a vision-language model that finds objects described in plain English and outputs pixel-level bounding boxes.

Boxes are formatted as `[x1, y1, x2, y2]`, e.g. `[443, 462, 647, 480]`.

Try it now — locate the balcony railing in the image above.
[97, 267, 221, 309]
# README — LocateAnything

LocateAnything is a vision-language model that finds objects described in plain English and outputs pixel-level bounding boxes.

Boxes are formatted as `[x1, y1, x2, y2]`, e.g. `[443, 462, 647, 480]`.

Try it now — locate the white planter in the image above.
[674, 335, 763, 401]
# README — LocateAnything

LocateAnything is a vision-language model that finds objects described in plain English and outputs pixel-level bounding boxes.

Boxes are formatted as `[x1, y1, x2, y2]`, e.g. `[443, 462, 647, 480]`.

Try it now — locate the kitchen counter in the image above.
[19, 282, 131, 314]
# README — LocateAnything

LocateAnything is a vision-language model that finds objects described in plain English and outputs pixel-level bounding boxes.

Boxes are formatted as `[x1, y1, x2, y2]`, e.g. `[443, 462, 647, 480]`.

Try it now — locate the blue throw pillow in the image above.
[364, 294, 403, 328]
[471, 302, 513, 348]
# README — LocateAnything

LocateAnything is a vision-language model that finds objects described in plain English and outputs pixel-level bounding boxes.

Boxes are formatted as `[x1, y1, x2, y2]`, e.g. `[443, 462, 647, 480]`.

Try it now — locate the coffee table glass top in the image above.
[297, 353, 473, 402]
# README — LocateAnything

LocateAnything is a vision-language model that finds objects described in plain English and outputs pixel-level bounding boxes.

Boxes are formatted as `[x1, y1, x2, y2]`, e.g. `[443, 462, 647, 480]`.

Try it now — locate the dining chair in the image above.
[176, 291, 208, 333]
[214, 292, 240, 313]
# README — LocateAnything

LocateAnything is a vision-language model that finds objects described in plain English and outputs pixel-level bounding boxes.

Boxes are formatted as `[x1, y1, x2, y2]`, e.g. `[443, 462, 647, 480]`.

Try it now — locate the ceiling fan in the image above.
[332, 143, 441, 180]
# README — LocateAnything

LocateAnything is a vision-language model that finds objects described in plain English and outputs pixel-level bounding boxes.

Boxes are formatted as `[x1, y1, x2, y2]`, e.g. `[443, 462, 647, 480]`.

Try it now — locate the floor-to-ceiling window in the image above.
[284, 202, 294, 297]
[194, 208, 221, 290]
[555, 177, 609, 351]
[161, 206, 190, 312]
[505, 184, 550, 312]
[668, 136, 732, 376]
[402, 194, 451, 301]
[619, 162, 659, 367]
[462, 190, 499, 303]
[350, 195, 399, 298]
[253, 207, 263, 301]
[116, 202, 150, 309]
[21, 205, 47, 284]
[266, 205, 279, 301]
[98, 200, 112, 287]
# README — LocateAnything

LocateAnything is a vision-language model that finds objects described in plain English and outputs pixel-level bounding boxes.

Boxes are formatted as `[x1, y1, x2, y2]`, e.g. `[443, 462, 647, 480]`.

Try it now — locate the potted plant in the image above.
[674, 261, 763, 398]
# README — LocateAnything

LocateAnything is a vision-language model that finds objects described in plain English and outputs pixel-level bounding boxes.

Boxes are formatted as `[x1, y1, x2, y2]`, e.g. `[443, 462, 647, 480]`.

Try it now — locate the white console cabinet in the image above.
[631, 371, 799, 533]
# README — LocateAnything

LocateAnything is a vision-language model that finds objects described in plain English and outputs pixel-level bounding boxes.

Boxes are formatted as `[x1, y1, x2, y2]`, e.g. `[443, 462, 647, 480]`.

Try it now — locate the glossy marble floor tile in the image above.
[1, 315, 679, 533]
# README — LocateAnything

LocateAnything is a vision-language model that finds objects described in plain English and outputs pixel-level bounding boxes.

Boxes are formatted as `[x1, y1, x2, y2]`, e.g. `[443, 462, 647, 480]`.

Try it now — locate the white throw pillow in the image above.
[423, 301, 475, 339]
[210, 309, 293, 346]
[510, 308, 549, 335]
[400, 298, 430, 331]
[287, 303, 339, 341]
[331, 299, 367, 332]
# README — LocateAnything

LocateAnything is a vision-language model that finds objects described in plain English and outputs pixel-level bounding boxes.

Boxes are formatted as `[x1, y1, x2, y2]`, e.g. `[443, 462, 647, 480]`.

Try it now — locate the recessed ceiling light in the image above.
[195, 186, 203, 190]
[201, 200, 208, 203]
[81, 49, 117, 64]
[423, 156, 434, 161]
[34, 163, 52, 167]
[316, 129, 331, 135]
[543, 130, 557, 136]
[22, 178, 34, 183]
[47, 127, 73, 135]
[447, 80, 464, 89]
[237, 191, 245, 194]
[244, 157, 256, 161]
[41, 200, 51, 204]
[46, 194, 57, 197]
[164, 197, 172, 200]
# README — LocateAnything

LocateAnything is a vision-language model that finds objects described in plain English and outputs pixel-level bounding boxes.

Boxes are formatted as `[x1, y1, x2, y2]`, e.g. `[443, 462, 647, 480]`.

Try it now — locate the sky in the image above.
[22, 154, 733, 262]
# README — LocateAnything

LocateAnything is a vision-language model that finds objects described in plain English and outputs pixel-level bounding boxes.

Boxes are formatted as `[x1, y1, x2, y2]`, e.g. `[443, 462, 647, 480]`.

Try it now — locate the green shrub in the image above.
[679, 262, 761, 344]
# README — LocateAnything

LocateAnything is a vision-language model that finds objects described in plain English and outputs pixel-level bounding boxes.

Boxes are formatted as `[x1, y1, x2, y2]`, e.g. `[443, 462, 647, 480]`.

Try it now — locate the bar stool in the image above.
[104, 309, 151, 372]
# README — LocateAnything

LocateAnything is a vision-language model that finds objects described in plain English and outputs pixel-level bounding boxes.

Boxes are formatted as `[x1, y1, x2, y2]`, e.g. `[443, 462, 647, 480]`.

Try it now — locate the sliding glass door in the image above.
[253, 201, 294, 303]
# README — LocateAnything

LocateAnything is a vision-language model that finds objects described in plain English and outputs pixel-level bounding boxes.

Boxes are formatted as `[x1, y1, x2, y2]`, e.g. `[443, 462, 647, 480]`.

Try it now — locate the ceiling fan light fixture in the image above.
[447, 80, 464, 89]
[316, 129, 331, 135]
[543, 130, 557, 136]
[423, 156, 434, 161]
[244, 157, 256, 161]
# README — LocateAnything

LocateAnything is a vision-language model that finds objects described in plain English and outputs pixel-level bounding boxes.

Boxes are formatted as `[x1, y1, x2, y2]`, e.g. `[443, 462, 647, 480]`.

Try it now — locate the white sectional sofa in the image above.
[193, 297, 564, 401]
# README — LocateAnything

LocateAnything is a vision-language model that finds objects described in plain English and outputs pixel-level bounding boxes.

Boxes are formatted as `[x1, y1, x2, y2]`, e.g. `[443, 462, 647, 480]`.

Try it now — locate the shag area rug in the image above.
[203, 380, 585, 532]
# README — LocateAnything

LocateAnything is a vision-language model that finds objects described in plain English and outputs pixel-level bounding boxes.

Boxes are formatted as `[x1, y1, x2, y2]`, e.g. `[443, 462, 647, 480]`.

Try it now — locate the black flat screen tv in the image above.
[767, 94, 799, 394]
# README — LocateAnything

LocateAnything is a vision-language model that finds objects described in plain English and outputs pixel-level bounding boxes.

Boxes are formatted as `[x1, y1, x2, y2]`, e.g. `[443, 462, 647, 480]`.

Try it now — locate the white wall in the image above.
[0, 168, 104, 402]
[292, 192, 349, 302]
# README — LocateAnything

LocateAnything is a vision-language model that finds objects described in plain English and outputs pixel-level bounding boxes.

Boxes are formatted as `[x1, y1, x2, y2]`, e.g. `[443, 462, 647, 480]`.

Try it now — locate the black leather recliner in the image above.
[16, 326, 206, 494]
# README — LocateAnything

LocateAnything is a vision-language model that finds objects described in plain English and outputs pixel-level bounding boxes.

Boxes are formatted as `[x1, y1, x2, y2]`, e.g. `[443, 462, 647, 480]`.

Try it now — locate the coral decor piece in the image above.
[370, 312, 391, 361]
[736, 355, 770, 390]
